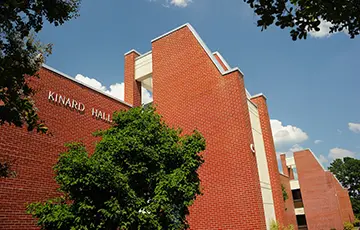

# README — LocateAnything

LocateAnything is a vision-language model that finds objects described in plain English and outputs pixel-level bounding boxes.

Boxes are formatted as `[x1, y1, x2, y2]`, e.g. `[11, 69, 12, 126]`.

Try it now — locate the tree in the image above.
[0, 160, 16, 178]
[0, 0, 80, 133]
[329, 157, 360, 218]
[27, 106, 206, 230]
[281, 184, 288, 202]
[244, 0, 360, 40]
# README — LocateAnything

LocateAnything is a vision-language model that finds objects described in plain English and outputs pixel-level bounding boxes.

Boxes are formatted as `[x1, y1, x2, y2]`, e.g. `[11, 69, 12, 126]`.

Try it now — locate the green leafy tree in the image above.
[281, 184, 288, 201]
[244, 0, 360, 40]
[27, 106, 206, 230]
[0, 0, 80, 133]
[329, 157, 360, 218]
[0, 160, 16, 178]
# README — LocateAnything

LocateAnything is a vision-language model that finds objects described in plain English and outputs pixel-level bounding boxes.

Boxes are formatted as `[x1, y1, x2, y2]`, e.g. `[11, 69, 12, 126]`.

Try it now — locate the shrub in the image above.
[270, 220, 280, 230]
[269, 220, 294, 230]
[282, 184, 288, 201]
[344, 221, 354, 230]
[354, 217, 360, 227]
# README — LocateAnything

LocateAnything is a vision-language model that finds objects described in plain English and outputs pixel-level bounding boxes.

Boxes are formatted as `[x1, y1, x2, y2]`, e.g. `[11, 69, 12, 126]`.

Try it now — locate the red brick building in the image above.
[280, 150, 355, 229]
[0, 66, 131, 229]
[0, 23, 353, 229]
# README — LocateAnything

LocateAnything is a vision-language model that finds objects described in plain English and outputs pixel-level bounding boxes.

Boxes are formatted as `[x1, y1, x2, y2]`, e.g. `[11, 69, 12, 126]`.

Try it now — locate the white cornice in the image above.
[124, 49, 141, 56]
[135, 50, 152, 60]
[250, 93, 267, 100]
[213, 51, 231, 70]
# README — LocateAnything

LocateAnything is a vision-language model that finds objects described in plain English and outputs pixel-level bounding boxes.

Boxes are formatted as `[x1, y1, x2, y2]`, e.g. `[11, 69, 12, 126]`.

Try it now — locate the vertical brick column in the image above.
[280, 174, 298, 229]
[124, 50, 141, 107]
[281, 157, 294, 179]
[152, 25, 266, 229]
[294, 149, 354, 230]
[280, 154, 289, 177]
[251, 95, 286, 226]
[289, 167, 294, 180]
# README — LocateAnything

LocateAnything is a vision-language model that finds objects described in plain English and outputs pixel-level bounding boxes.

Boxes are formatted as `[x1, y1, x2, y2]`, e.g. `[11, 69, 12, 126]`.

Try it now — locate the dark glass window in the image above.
[296, 214, 308, 229]
[292, 189, 302, 200]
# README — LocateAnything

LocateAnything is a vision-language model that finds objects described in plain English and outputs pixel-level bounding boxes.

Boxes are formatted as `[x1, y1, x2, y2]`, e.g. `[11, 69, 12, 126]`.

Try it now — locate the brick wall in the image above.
[279, 174, 298, 229]
[151, 25, 266, 229]
[213, 53, 228, 71]
[251, 95, 286, 226]
[0, 67, 130, 229]
[281, 155, 289, 177]
[124, 51, 142, 106]
[294, 150, 345, 230]
[328, 172, 355, 224]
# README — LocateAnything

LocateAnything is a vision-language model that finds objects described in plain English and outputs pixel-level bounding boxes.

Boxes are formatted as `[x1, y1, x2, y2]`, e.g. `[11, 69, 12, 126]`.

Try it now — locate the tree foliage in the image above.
[0, 0, 80, 133]
[27, 106, 206, 230]
[281, 184, 288, 201]
[329, 157, 360, 218]
[244, 0, 360, 40]
[0, 160, 16, 178]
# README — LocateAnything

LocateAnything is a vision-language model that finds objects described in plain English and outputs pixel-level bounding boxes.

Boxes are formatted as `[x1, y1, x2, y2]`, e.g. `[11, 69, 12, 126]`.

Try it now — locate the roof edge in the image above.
[304, 148, 326, 171]
[135, 50, 152, 60]
[293, 149, 346, 189]
[42, 64, 133, 108]
[124, 49, 141, 56]
[213, 51, 231, 70]
[250, 93, 267, 100]
[151, 23, 190, 43]
[279, 172, 289, 178]
[151, 23, 245, 77]
[306, 149, 346, 189]
[247, 98, 258, 108]
[223, 67, 245, 76]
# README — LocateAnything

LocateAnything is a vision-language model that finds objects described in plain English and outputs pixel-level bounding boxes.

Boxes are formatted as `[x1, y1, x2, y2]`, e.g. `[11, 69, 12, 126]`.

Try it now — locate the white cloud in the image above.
[169, 0, 191, 7]
[270, 119, 308, 149]
[75, 74, 106, 91]
[318, 154, 329, 165]
[142, 87, 153, 104]
[289, 144, 304, 152]
[314, 140, 323, 144]
[106, 83, 125, 100]
[75, 74, 153, 104]
[349, 123, 360, 134]
[328, 148, 355, 160]
[152, 0, 192, 7]
[276, 144, 304, 160]
[309, 19, 348, 38]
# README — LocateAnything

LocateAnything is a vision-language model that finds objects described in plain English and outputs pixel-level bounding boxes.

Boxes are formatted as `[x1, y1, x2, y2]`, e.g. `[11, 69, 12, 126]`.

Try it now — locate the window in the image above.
[296, 214, 308, 229]
[292, 189, 304, 208]
[292, 166, 298, 180]
[292, 189, 302, 200]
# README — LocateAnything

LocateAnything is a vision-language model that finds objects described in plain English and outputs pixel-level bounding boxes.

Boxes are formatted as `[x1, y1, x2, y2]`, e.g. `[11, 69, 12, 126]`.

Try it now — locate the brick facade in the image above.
[329, 172, 355, 224]
[124, 50, 142, 106]
[279, 174, 298, 229]
[294, 149, 355, 230]
[0, 67, 130, 229]
[251, 95, 286, 226]
[151, 25, 266, 229]
[3, 23, 352, 230]
[213, 52, 229, 71]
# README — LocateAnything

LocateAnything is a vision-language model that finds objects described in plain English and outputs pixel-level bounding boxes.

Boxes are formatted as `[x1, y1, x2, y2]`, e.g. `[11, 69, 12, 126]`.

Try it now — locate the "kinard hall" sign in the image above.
[48, 91, 113, 123]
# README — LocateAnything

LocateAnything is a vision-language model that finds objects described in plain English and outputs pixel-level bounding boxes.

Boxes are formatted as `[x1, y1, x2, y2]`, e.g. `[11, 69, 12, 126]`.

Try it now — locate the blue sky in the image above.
[38, 0, 360, 168]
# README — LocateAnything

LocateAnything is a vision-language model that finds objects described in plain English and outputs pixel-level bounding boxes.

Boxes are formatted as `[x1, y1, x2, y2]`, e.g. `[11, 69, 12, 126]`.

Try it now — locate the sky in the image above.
[38, 0, 360, 169]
